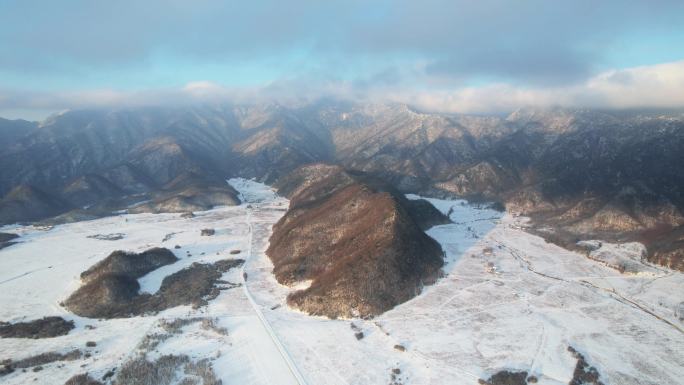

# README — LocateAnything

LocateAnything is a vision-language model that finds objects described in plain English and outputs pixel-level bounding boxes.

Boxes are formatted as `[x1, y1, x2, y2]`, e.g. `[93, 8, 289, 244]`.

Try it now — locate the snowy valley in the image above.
[1, 180, 682, 385]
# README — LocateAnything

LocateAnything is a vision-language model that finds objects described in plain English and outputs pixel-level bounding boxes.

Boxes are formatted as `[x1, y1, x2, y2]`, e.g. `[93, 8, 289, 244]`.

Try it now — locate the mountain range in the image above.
[1, 102, 683, 270]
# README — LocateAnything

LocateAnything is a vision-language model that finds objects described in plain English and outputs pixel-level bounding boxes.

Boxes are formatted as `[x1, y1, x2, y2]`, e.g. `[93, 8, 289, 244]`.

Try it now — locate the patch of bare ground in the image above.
[0, 316, 74, 338]
[65, 257, 244, 318]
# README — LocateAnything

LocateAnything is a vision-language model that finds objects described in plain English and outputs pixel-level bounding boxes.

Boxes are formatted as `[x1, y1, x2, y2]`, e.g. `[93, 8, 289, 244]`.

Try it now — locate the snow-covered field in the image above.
[1, 181, 682, 385]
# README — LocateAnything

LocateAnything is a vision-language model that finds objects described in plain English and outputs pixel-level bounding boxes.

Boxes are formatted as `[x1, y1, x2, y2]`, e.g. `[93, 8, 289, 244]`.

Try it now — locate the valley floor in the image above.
[0, 180, 682, 385]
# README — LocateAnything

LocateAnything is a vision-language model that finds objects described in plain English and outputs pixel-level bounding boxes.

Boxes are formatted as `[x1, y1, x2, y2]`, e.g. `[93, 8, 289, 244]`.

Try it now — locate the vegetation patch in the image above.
[1, 349, 82, 376]
[86, 233, 125, 241]
[0, 316, 74, 339]
[138, 317, 227, 353]
[200, 228, 215, 236]
[478, 347, 604, 385]
[269, 165, 446, 318]
[79, 247, 177, 283]
[0, 232, 19, 250]
[64, 373, 104, 385]
[124, 318, 225, 384]
[0, 232, 19, 243]
[568, 346, 605, 385]
[389, 367, 404, 385]
[159, 317, 204, 334]
[478, 370, 529, 385]
[404, 198, 451, 230]
[200, 318, 229, 336]
[114, 355, 221, 385]
[161, 232, 179, 242]
[65, 257, 244, 318]
[350, 322, 364, 340]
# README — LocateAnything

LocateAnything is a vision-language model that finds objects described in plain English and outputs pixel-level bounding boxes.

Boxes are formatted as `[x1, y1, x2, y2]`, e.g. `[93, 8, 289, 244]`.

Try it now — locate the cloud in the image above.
[583, 61, 684, 109]
[387, 60, 684, 113]
[2, 60, 684, 120]
[1, 0, 683, 90]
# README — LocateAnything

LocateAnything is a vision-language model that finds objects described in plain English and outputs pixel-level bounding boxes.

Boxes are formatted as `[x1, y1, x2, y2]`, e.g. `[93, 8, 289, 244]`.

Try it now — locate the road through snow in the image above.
[241, 205, 308, 385]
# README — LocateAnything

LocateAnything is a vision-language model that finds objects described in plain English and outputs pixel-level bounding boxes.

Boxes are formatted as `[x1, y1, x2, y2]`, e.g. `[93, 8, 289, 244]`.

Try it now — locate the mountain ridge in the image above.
[1, 102, 682, 270]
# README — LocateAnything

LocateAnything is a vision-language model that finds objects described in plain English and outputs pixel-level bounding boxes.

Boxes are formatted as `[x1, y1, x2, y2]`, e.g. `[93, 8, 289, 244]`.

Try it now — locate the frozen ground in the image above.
[0, 181, 682, 384]
[0, 179, 298, 385]
[576, 240, 660, 275]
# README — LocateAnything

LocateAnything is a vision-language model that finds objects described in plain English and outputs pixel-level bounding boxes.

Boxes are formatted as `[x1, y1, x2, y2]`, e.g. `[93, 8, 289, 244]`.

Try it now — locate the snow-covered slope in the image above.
[0, 179, 299, 385]
[0, 181, 682, 385]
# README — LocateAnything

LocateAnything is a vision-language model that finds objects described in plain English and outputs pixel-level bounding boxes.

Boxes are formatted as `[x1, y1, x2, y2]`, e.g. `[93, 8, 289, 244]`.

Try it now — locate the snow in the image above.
[406, 194, 504, 272]
[228, 178, 279, 204]
[1, 182, 682, 385]
[577, 240, 660, 275]
[0, 179, 295, 385]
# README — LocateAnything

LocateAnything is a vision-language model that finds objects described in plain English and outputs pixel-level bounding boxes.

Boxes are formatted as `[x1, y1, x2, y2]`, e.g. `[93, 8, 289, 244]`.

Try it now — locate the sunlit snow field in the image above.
[0, 180, 682, 385]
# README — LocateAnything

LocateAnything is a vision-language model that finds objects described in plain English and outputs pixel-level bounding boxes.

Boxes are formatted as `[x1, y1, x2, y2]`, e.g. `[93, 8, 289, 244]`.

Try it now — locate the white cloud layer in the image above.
[386, 60, 684, 114]
[1, 60, 683, 120]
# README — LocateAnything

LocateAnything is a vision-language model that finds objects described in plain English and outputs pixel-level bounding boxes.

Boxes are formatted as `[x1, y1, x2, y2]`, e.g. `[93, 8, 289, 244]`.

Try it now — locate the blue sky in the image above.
[1, 0, 684, 119]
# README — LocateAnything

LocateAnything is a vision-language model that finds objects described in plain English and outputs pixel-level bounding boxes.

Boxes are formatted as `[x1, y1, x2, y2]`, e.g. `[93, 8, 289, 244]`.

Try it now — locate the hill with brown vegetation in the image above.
[0, 185, 69, 224]
[78, 248, 178, 283]
[640, 225, 684, 271]
[64, 247, 244, 318]
[267, 164, 448, 318]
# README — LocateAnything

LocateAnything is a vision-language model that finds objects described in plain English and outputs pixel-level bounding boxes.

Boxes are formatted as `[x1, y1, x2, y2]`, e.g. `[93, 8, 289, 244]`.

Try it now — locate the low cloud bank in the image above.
[2, 60, 683, 120]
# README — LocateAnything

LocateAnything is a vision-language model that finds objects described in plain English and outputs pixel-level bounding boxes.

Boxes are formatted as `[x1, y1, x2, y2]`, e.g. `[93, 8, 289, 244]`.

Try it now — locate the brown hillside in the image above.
[267, 164, 446, 318]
